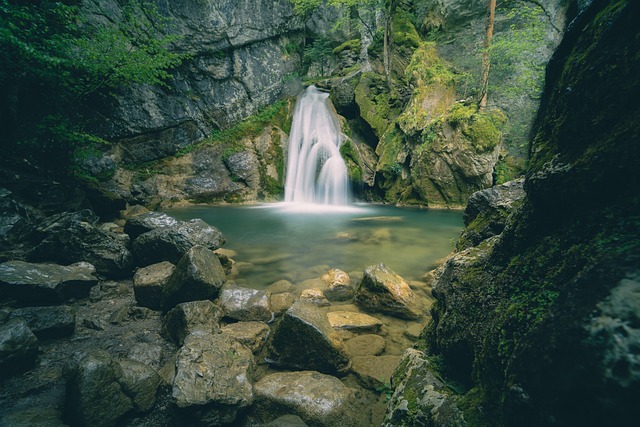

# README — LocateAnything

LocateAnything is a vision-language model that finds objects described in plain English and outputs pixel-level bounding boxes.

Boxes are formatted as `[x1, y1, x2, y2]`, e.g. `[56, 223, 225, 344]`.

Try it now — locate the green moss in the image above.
[339, 140, 363, 182]
[354, 72, 400, 137]
[447, 102, 478, 126]
[333, 38, 361, 54]
[375, 127, 405, 171]
[393, 10, 421, 49]
[494, 154, 525, 185]
[463, 109, 507, 153]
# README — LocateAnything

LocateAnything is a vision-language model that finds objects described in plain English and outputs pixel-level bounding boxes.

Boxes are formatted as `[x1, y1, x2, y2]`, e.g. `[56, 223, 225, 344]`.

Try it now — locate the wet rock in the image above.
[219, 283, 273, 322]
[299, 288, 330, 307]
[118, 359, 163, 412]
[270, 292, 297, 315]
[9, 305, 75, 339]
[327, 311, 383, 333]
[344, 334, 386, 357]
[353, 264, 422, 320]
[321, 269, 353, 301]
[269, 301, 350, 375]
[252, 371, 357, 427]
[0, 318, 39, 374]
[0, 188, 42, 261]
[221, 321, 271, 354]
[123, 212, 180, 240]
[172, 331, 254, 426]
[162, 300, 223, 346]
[1, 407, 67, 427]
[65, 350, 134, 427]
[0, 260, 98, 305]
[133, 261, 175, 311]
[127, 342, 164, 369]
[351, 355, 402, 390]
[132, 219, 225, 266]
[30, 210, 134, 277]
[161, 246, 226, 311]
[262, 414, 309, 426]
[384, 348, 465, 426]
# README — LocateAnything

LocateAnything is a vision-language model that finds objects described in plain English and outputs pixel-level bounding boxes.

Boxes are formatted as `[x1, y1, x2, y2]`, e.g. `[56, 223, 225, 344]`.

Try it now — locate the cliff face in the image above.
[388, 0, 640, 424]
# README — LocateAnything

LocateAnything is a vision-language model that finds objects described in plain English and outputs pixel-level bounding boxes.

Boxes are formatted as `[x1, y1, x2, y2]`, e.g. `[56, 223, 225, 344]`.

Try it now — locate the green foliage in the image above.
[392, 8, 421, 49]
[339, 140, 363, 182]
[333, 38, 361, 54]
[462, 109, 507, 153]
[493, 154, 524, 185]
[303, 37, 335, 76]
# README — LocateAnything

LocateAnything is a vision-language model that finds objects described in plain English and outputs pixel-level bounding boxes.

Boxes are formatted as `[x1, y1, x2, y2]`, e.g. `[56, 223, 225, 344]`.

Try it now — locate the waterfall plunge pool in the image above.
[165, 203, 463, 289]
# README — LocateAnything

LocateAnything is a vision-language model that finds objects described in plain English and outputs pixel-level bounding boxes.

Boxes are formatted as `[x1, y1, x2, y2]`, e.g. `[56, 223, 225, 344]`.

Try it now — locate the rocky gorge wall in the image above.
[385, 0, 640, 424]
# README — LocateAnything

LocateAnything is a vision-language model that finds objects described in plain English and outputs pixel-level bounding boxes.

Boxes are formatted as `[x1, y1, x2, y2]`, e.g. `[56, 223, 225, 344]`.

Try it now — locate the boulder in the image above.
[161, 246, 226, 311]
[327, 311, 383, 333]
[299, 288, 330, 307]
[1, 407, 67, 427]
[172, 331, 255, 426]
[132, 219, 224, 266]
[269, 301, 350, 375]
[221, 321, 271, 354]
[219, 283, 273, 322]
[0, 188, 42, 261]
[353, 264, 422, 320]
[344, 334, 386, 357]
[162, 300, 223, 346]
[118, 359, 163, 412]
[127, 342, 165, 369]
[133, 261, 175, 310]
[384, 349, 465, 426]
[351, 355, 402, 390]
[0, 318, 39, 374]
[123, 212, 180, 240]
[29, 210, 134, 277]
[252, 371, 357, 427]
[0, 260, 98, 305]
[270, 292, 297, 315]
[9, 305, 75, 339]
[321, 269, 353, 301]
[65, 350, 134, 427]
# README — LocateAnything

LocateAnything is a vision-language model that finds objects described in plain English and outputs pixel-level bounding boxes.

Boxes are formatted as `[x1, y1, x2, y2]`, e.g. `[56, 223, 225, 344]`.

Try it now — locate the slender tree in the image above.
[479, 0, 496, 109]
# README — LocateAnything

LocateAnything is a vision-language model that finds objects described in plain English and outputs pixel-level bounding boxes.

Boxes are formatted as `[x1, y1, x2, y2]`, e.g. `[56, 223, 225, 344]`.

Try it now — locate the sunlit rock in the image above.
[123, 212, 180, 240]
[219, 283, 273, 322]
[327, 311, 383, 333]
[299, 288, 330, 307]
[321, 269, 353, 301]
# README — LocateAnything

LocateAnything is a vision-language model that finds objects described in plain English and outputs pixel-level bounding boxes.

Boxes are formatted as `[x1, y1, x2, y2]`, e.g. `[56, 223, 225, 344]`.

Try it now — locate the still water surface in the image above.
[165, 203, 463, 289]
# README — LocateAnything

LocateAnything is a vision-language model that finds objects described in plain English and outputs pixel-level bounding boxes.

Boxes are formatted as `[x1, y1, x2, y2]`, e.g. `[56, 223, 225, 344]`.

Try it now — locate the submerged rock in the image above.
[344, 334, 386, 357]
[327, 311, 383, 333]
[353, 264, 422, 320]
[269, 301, 350, 375]
[0, 318, 39, 374]
[132, 219, 225, 266]
[172, 331, 255, 426]
[162, 300, 223, 346]
[133, 261, 175, 311]
[0, 260, 98, 305]
[161, 246, 226, 311]
[252, 371, 357, 427]
[219, 283, 273, 322]
[351, 355, 401, 390]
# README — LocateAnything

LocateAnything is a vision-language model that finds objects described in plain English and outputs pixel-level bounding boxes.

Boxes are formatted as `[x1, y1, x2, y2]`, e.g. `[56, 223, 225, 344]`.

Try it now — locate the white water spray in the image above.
[284, 86, 350, 206]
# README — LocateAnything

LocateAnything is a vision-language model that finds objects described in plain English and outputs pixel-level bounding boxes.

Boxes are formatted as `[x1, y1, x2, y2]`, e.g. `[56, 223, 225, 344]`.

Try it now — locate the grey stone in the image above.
[118, 359, 163, 412]
[162, 300, 223, 346]
[252, 371, 357, 427]
[354, 264, 422, 320]
[9, 305, 76, 338]
[133, 261, 175, 310]
[172, 331, 254, 426]
[219, 283, 273, 322]
[161, 245, 226, 311]
[124, 212, 180, 240]
[0, 318, 39, 374]
[221, 321, 271, 354]
[269, 301, 350, 376]
[0, 260, 98, 305]
[1, 407, 67, 427]
[127, 342, 164, 369]
[132, 219, 225, 266]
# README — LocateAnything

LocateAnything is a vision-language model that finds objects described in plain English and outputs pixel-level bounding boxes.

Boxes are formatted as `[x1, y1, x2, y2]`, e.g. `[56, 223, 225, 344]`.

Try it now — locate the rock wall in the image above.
[387, 0, 640, 424]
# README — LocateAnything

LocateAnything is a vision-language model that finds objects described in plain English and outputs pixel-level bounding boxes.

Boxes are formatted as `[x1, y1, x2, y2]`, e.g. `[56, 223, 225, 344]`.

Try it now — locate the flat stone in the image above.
[344, 334, 386, 357]
[0, 260, 98, 305]
[351, 355, 402, 390]
[133, 261, 175, 311]
[221, 321, 271, 354]
[252, 371, 357, 427]
[327, 311, 383, 333]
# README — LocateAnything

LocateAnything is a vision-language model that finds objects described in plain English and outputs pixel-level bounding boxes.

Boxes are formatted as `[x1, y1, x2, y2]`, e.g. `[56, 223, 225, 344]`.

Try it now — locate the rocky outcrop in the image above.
[398, 1, 640, 425]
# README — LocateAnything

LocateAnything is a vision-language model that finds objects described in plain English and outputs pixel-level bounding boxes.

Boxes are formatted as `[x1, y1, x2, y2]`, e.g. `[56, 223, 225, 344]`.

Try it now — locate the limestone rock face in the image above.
[0, 260, 98, 305]
[9, 305, 76, 339]
[269, 301, 350, 376]
[252, 371, 357, 427]
[219, 283, 273, 322]
[0, 318, 39, 374]
[132, 219, 224, 266]
[384, 349, 465, 426]
[353, 264, 421, 320]
[29, 210, 133, 277]
[172, 331, 255, 426]
[133, 261, 175, 311]
[161, 246, 227, 311]
[161, 300, 223, 346]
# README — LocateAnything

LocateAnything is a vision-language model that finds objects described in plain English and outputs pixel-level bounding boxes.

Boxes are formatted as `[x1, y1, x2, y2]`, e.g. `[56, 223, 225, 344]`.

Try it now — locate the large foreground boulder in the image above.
[161, 246, 227, 311]
[172, 331, 255, 426]
[29, 210, 134, 277]
[353, 264, 422, 319]
[269, 301, 350, 376]
[252, 371, 357, 427]
[132, 219, 224, 266]
[219, 283, 273, 322]
[0, 260, 98, 305]
[161, 300, 223, 346]
[133, 261, 175, 311]
[123, 212, 180, 240]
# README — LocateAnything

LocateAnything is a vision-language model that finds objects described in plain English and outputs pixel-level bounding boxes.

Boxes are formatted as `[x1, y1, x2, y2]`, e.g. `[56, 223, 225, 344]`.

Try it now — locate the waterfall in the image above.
[284, 86, 350, 206]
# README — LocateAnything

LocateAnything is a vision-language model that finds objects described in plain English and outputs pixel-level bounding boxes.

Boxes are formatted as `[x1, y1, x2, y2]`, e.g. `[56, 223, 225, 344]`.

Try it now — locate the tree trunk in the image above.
[383, 0, 396, 90]
[479, 0, 496, 110]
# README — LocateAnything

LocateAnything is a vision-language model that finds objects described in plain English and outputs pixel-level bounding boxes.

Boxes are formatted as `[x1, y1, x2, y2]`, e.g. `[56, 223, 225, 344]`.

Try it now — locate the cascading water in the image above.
[284, 85, 350, 206]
